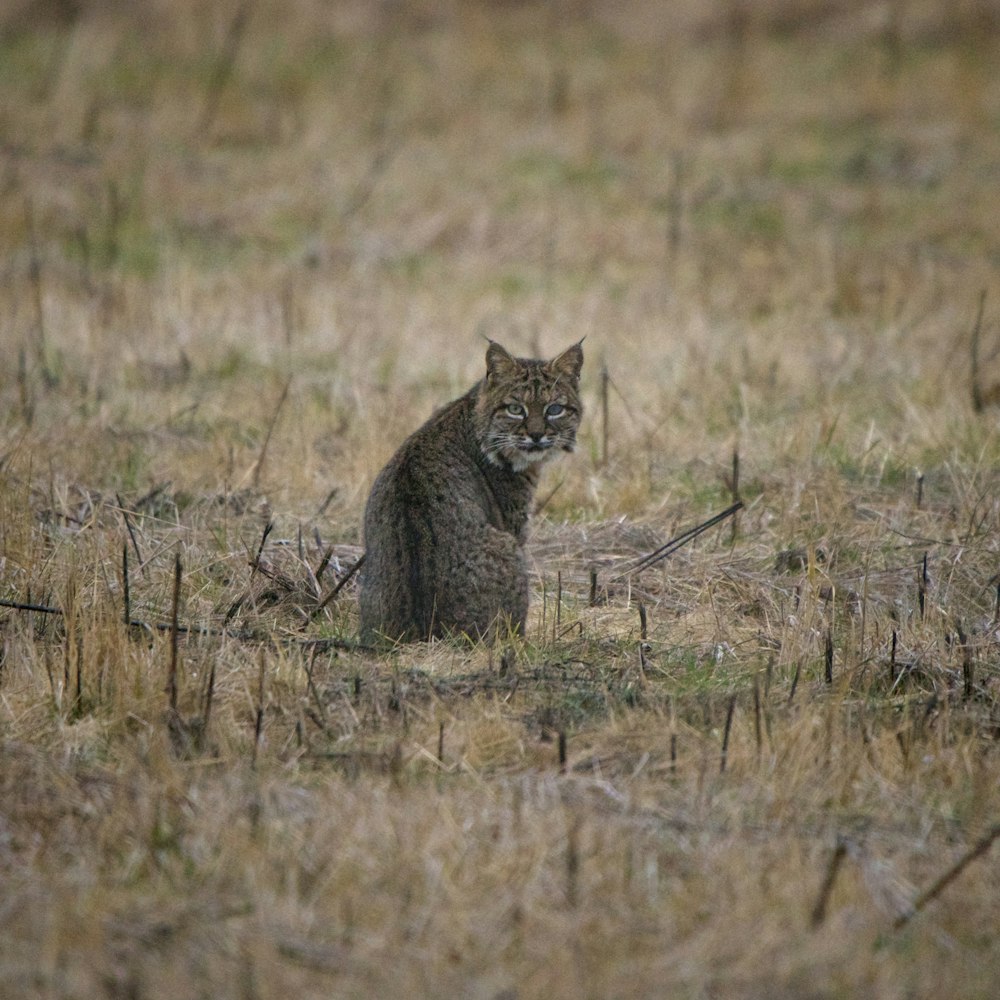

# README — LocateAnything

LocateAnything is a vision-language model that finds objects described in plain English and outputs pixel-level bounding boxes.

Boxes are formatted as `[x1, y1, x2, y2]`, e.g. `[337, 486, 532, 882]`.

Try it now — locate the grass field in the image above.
[2, 1, 1000, 996]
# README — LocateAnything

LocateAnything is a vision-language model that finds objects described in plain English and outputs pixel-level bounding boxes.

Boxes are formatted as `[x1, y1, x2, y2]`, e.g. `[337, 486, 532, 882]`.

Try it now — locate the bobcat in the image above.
[359, 340, 584, 642]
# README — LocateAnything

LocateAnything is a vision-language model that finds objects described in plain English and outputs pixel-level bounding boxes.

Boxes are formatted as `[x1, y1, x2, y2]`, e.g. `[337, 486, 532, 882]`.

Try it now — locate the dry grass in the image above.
[2, 1, 1000, 997]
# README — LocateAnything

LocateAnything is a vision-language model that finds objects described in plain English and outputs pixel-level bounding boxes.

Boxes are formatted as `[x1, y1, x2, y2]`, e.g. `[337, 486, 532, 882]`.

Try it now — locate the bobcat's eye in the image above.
[505, 403, 526, 419]
[545, 403, 566, 418]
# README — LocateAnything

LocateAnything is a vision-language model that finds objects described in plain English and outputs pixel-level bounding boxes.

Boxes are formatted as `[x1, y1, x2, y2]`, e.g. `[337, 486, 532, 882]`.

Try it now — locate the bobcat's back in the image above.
[359, 341, 583, 642]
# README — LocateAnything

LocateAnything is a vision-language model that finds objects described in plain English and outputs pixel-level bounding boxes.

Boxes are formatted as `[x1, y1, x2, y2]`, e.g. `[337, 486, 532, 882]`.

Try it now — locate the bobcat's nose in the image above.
[528, 431, 545, 444]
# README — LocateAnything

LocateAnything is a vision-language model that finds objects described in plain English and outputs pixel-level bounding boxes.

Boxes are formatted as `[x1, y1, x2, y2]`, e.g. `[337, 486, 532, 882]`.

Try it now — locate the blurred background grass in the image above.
[2, 3, 1000, 997]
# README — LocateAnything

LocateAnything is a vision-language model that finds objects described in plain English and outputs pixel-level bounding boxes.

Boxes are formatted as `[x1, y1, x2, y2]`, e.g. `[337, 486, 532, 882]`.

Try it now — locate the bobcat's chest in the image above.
[475, 457, 534, 540]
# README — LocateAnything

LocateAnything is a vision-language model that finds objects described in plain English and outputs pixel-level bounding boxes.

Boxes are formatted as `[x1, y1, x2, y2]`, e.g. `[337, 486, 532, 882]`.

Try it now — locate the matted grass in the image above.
[2, 1, 1000, 997]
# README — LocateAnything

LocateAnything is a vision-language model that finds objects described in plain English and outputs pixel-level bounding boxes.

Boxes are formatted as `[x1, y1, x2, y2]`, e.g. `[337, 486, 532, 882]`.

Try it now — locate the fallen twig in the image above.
[610, 501, 744, 581]
[313, 554, 366, 615]
[892, 823, 1000, 930]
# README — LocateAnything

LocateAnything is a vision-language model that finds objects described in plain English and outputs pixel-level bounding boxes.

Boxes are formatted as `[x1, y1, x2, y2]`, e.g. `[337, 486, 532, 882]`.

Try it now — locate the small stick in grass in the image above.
[612, 501, 744, 581]
[638, 601, 647, 641]
[969, 288, 988, 413]
[313, 554, 366, 616]
[915, 470, 924, 508]
[729, 446, 741, 544]
[121, 541, 130, 626]
[17, 346, 34, 425]
[534, 476, 564, 515]
[918, 552, 928, 619]
[250, 378, 291, 488]
[720, 694, 736, 774]
[26, 200, 55, 389]
[556, 570, 562, 631]
[600, 364, 610, 467]
[316, 486, 339, 518]
[588, 567, 598, 607]
[303, 646, 327, 730]
[955, 619, 973, 699]
[824, 629, 834, 684]
[116, 493, 145, 573]
[252, 649, 266, 767]
[893, 824, 1000, 931]
[314, 545, 335, 584]
[200, 0, 254, 134]
[558, 730, 568, 773]
[565, 815, 580, 907]
[202, 651, 217, 742]
[788, 662, 801, 705]
[810, 839, 848, 928]
[252, 520, 274, 574]
[167, 552, 181, 714]
[437, 721, 445, 766]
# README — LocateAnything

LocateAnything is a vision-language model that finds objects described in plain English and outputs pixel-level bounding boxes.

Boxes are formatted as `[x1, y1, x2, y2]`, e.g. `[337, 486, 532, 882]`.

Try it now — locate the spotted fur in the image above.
[359, 341, 583, 642]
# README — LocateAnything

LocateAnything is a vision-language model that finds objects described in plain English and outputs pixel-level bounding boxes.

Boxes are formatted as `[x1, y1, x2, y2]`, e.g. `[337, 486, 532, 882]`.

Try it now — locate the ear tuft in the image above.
[485, 341, 519, 380]
[549, 341, 584, 381]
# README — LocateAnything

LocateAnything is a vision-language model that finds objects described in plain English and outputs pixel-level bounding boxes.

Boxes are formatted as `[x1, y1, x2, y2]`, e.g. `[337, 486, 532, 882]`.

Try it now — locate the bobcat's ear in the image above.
[549, 341, 584, 381]
[485, 341, 519, 381]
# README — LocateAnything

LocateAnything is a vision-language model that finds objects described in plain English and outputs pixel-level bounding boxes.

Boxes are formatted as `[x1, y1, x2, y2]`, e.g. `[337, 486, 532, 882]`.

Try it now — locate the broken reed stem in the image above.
[167, 552, 181, 714]
[810, 839, 848, 928]
[121, 541, 130, 626]
[314, 554, 366, 614]
[893, 824, 1000, 930]
[200, 0, 254, 133]
[17, 346, 34, 425]
[918, 552, 928, 619]
[788, 662, 801, 705]
[252, 520, 274, 574]
[303, 647, 327, 729]
[316, 486, 339, 517]
[638, 601, 647, 641]
[202, 649, 217, 737]
[534, 476, 564, 515]
[969, 288, 987, 413]
[729, 446, 741, 544]
[26, 200, 54, 388]
[252, 650, 266, 767]
[915, 471, 924, 509]
[824, 629, 834, 684]
[565, 814, 580, 907]
[720, 694, 736, 774]
[314, 545, 334, 584]
[251, 378, 292, 488]
[589, 567, 598, 607]
[437, 721, 445, 766]
[116, 493, 145, 573]
[600, 364, 610, 467]
[556, 570, 562, 630]
[612, 501, 744, 581]
[954, 618, 974, 699]
[558, 730, 568, 773]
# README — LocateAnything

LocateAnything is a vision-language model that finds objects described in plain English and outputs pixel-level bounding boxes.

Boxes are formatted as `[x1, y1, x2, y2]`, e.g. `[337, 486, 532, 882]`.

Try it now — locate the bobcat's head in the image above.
[474, 341, 584, 472]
